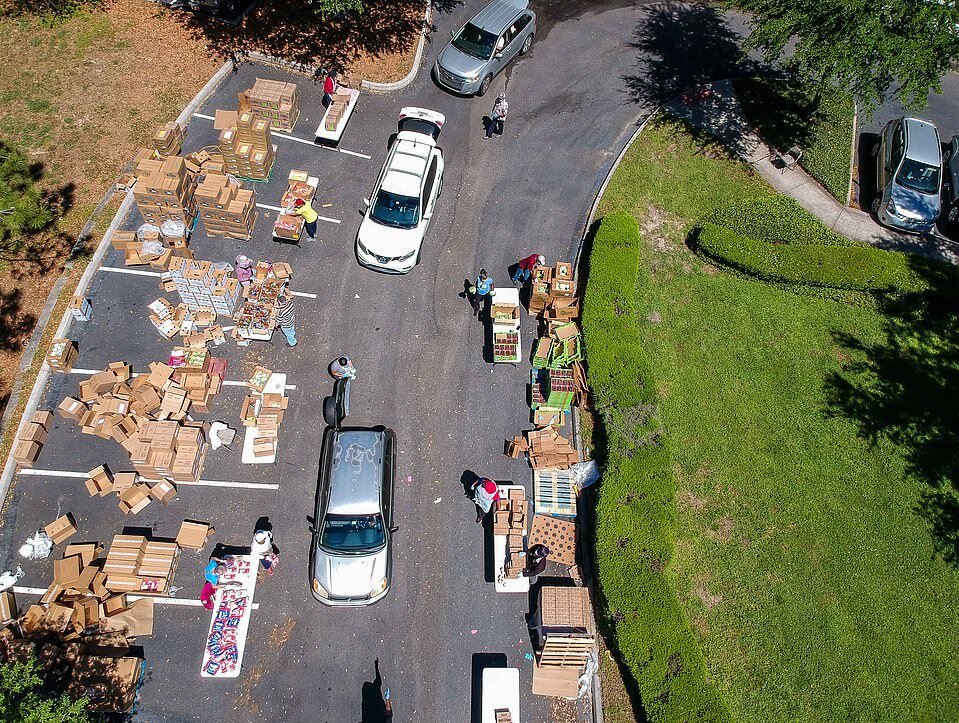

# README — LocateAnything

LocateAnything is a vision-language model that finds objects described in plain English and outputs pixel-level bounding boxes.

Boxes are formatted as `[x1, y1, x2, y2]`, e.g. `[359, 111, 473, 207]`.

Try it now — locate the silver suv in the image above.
[872, 117, 942, 233]
[310, 427, 396, 606]
[434, 0, 535, 96]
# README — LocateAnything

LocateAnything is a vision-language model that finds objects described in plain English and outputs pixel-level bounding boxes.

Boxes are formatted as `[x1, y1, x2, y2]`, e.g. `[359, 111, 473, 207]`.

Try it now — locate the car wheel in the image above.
[949, 205, 959, 224]
[477, 74, 492, 97]
[520, 34, 533, 55]
[870, 196, 881, 214]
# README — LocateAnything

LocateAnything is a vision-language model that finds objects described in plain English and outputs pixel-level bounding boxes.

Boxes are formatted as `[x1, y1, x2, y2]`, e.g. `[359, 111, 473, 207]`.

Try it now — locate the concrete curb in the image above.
[0, 58, 235, 517]
[846, 103, 858, 208]
[362, 2, 432, 93]
[570, 107, 659, 723]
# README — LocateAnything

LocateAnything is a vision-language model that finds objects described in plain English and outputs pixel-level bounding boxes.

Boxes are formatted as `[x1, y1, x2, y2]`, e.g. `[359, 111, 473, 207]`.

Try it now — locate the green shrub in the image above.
[584, 211, 732, 723]
[706, 196, 855, 247]
[695, 222, 928, 292]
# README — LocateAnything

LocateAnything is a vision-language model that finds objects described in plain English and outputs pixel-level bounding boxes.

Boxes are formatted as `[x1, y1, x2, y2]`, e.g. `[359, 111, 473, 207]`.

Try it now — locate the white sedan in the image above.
[356, 107, 446, 274]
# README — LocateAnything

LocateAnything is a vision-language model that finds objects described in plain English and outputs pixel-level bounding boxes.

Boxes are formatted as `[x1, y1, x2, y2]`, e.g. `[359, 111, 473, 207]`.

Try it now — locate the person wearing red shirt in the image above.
[323, 72, 337, 109]
[472, 477, 500, 523]
[512, 253, 545, 284]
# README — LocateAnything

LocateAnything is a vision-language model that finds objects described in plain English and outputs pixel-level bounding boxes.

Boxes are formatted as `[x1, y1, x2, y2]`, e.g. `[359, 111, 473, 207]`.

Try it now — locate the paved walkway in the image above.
[668, 80, 959, 265]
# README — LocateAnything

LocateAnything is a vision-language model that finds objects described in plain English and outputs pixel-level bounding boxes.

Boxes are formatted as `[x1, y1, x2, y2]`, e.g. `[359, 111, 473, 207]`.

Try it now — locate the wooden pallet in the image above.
[539, 634, 594, 667]
[529, 514, 576, 567]
[534, 468, 577, 516]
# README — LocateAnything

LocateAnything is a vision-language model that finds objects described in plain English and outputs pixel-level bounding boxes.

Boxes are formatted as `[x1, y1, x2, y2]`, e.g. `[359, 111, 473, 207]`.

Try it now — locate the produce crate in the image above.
[532, 337, 552, 368]
[493, 331, 520, 362]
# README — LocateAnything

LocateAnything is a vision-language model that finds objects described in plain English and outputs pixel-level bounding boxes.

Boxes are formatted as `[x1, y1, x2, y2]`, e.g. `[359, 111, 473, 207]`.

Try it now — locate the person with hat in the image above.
[512, 253, 546, 285]
[234, 255, 254, 286]
[471, 269, 494, 317]
[472, 477, 500, 523]
[284, 197, 319, 241]
[275, 293, 297, 348]
[485, 91, 508, 139]
[329, 356, 356, 380]
[522, 543, 550, 581]
[250, 528, 277, 576]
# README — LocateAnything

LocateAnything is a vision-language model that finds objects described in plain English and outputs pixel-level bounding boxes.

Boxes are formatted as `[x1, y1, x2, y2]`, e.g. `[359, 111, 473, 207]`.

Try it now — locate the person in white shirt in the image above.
[251, 530, 276, 575]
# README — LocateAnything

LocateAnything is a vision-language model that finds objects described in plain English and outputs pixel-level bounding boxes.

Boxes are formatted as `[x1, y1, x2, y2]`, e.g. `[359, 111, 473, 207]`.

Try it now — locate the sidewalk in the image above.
[668, 80, 959, 265]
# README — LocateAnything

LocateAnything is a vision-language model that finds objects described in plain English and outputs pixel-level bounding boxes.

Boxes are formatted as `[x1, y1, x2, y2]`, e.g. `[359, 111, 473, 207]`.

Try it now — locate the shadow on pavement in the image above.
[856, 132, 880, 212]
[825, 256, 959, 566]
[470, 652, 507, 723]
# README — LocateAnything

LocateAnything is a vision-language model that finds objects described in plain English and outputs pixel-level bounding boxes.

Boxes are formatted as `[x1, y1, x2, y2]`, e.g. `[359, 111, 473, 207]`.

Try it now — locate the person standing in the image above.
[522, 543, 550, 582]
[472, 477, 500, 523]
[323, 71, 337, 108]
[234, 255, 254, 287]
[251, 529, 277, 576]
[330, 356, 357, 380]
[485, 92, 508, 139]
[284, 197, 319, 241]
[275, 294, 297, 348]
[512, 253, 545, 284]
[471, 269, 494, 316]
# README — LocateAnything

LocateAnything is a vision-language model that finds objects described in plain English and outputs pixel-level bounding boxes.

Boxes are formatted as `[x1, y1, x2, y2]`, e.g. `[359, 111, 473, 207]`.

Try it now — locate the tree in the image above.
[311, 0, 364, 17]
[0, 142, 55, 255]
[0, 658, 89, 723]
[734, 0, 959, 113]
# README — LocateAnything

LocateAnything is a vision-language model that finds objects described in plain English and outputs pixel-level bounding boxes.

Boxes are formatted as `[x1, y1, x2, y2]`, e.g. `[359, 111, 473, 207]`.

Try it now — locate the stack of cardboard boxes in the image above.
[506, 428, 580, 470]
[12, 410, 53, 468]
[151, 121, 186, 156]
[103, 534, 180, 595]
[218, 112, 275, 181]
[132, 155, 198, 228]
[240, 365, 288, 459]
[195, 175, 258, 240]
[274, 170, 315, 241]
[493, 489, 528, 578]
[46, 338, 78, 373]
[324, 91, 353, 133]
[56, 360, 216, 483]
[245, 77, 299, 132]
[528, 262, 578, 318]
[234, 266, 290, 341]
[165, 258, 241, 316]
[111, 228, 193, 269]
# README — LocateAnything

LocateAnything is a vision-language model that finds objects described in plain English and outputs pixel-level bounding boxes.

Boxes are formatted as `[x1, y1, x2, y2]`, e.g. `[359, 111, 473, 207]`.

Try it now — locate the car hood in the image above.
[314, 546, 388, 598]
[357, 216, 420, 256]
[890, 184, 940, 222]
[437, 44, 486, 78]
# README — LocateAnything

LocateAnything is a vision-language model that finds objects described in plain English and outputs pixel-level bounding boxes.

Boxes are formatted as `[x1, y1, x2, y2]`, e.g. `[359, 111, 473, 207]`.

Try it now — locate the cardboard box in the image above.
[176, 520, 213, 550]
[31, 410, 54, 429]
[57, 396, 86, 421]
[148, 480, 177, 505]
[118, 485, 152, 515]
[103, 594, 128, 616]
[72, 597, 100, 629]
[0, 591, 17, 623]
[63, 543, 101, 567]
[45, 514, 78, 544]
[19, 422, 49, 444]
[53, 555, 83, 586]
[12, 439, 42, 467]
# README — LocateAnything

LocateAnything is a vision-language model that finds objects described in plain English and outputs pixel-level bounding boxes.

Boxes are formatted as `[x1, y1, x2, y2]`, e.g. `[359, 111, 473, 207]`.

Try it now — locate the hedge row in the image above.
[706, 196, 854, 247]
[583, 212, 731, 723]
[695, 222, 928, 293]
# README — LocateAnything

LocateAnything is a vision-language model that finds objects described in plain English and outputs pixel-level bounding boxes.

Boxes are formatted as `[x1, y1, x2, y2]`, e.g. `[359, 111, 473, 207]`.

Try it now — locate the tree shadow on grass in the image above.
[170, 0, 438, 73]
[824, 258, 959, 565]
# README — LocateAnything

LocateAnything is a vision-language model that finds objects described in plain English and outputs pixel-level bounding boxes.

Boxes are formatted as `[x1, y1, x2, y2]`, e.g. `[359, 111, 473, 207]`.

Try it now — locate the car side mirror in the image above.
[495, 52, 503, 59]
[390, 526, 399, 534]
[363, 197, 371, 206]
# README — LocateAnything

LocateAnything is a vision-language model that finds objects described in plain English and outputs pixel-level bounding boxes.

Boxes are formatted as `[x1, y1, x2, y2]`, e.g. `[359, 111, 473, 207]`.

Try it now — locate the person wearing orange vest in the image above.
[285, 197, 319, 241]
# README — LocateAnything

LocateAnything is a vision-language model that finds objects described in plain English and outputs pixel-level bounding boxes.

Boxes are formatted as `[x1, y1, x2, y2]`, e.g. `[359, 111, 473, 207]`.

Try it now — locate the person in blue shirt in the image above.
[204, 556, 241, 588]
[471, 269, 494, 317]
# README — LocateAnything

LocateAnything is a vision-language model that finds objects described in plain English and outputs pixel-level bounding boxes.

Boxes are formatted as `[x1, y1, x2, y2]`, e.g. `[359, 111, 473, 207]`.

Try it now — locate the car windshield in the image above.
[320, 514, 385, 553]
[452, 22, 497, 60]
[371, 189, 419, 228]
[896, 158, 941, 194]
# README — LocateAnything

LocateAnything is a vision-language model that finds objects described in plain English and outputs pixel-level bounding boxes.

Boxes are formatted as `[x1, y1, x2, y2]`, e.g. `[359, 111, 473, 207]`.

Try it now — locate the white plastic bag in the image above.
[0, 566, 25, 592]
[18, 530, 53, 560]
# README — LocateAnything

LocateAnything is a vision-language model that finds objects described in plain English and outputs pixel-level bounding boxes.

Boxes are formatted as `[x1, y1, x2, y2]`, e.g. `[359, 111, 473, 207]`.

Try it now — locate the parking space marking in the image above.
[98, 267, 317, 303]
[12, 587, 259, 609]
[66, 369, 296, 391]
[255, 202, 341, 225]
[19, 469, 280, 491]
[191, 112, 372, 160]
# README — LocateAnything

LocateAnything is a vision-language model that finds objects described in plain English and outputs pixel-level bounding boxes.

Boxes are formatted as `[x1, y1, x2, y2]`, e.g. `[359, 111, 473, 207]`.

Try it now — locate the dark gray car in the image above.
[434, 0, 535, 96]
[943, 134, 959, 226]
[310, 426, 396, 606]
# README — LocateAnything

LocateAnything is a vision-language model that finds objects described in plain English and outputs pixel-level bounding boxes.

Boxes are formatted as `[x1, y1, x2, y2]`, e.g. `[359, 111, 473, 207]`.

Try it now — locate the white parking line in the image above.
[12, 586, 260, 609]
[18, 469, 280, 491]
[98, 267, 317, 304]
[255, 202, 340, 225]
[66, 369, 297, 391]
[191, 112, 372, 159]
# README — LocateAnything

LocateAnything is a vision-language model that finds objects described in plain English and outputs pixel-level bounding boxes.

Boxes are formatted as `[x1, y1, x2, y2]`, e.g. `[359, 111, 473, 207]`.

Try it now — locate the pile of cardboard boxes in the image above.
[324, 91, 353, 133]
[132, 155, 199, 228]
[12, 410, 53, 468]
[218, 112, 275, 181]
[83, 463, 177, 515]
[506, 428, 580, 470]
[531, 586, 595, 697]
[493, 489, 528, 579]
[245, 77, 299, 132]
[533, 322, 583, 370]
[103, 534, 180, 595]
[111, 228, 193, 269]
[528, 262, 578, 318]
[56, 360, 217, 483]
[240, 365, 288, 459]
[151, 121, 186, 156]
[274, 170, 315, 242]
[233, 264, 291, 342]
[195, 174, 258, 240]
[165, 257, 242, 316]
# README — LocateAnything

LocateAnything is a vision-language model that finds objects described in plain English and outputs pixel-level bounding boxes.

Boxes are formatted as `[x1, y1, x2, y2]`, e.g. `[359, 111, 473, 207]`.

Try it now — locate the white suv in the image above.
[356, 108, 446, 274]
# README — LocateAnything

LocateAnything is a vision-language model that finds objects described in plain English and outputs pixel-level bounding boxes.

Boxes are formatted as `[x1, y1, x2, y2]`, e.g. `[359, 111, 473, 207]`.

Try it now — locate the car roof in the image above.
[327, 428, 384, 515]
[902, 117, 942, 165]
[469, 0, 528, 34]
[381, 137, 432, 195]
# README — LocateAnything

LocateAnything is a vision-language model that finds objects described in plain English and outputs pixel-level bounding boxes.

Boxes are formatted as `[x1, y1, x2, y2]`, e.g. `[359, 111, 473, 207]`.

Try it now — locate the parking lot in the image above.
[0, 0, 659, 719]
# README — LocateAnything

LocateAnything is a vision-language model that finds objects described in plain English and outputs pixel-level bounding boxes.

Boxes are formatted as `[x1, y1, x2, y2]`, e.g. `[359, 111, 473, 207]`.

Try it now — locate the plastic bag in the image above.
[18, 530, 53, 560]
[141, 239, 164, 257]
[569, 460, 600, 490]
[136, 223, 161, 240]
[0, 566, 24, 592]
[160, 219, 186, 239]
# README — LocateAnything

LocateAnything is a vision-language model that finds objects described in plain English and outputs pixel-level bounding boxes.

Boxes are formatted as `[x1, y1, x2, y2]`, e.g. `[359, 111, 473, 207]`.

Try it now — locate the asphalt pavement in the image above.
[0, 1, 659, 721]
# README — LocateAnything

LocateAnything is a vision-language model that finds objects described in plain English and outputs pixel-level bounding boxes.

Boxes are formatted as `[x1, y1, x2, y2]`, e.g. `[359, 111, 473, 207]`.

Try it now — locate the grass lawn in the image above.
[592, 117, 959, 721]
[734, 76, 855, 203]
